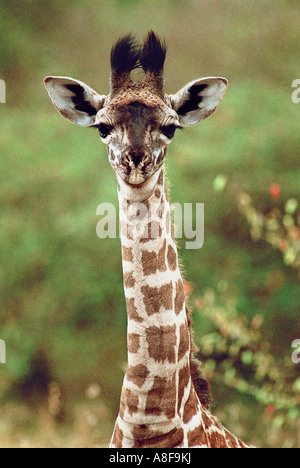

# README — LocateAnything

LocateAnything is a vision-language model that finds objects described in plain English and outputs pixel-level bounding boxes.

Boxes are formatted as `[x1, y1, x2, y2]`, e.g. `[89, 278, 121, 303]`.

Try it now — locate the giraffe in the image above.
[44, 32, 253, 448]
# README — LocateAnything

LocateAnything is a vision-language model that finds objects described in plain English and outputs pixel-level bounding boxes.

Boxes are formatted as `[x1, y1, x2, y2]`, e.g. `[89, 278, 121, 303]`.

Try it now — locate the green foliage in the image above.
[194, 285, 299, 447]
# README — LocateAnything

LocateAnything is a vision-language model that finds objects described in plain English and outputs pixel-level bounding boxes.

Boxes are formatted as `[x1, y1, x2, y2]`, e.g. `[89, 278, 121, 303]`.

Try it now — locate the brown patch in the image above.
[175, 280, 185, 315]
[141, 282, 173, 316]
[223, 429, 241, 448]
[200, 409, 227, 447]
[126, 364, 149, 388]
[201, 408, 214, 430]
[167, 244, 177, 271]
[187, 424, 209, 447]
[145, 374, 176, 419]
[126, 298, 143, 323]
[141, 240, 167, 276]
[124, 271, 135, 288]
[209, 430, 227, 448]
[146, 325, 177, 363]
[120, 388, 139, 416]
[132, 426, 184, 448]
[178, 322, 189, 362]
[158, 239, 167, 272]
[145, 377, 164, 417]
[111, 423, 124, 448]
[182, 389, 199, 424]
[158, 170, 164, 186]
[122, 246, 133, 262]
[177, 364, 190, 414]
[128, 333, 140, 354]
[141, 250, 159, 276]
[157, 201, 165, 219]
[155, 189, 161, 199]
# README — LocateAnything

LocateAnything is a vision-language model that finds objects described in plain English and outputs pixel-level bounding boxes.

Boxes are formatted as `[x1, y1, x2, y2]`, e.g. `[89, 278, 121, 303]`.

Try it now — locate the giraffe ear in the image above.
[169, 77, 228, 126]
[44, 76, 106, 127]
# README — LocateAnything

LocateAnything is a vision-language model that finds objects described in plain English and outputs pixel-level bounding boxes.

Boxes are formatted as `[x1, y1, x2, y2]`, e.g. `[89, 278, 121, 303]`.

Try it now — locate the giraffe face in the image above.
[44, 32, 228, 189]
[95, 100, 181, 185]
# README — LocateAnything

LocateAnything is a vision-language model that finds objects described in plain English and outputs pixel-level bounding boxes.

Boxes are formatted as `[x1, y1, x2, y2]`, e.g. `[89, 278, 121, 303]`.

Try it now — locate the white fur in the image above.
[44, 76, 106, 126]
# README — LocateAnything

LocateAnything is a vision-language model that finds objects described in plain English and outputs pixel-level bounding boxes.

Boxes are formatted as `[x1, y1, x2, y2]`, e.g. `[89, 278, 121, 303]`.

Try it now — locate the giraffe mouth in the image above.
[125, 170, 147, 185]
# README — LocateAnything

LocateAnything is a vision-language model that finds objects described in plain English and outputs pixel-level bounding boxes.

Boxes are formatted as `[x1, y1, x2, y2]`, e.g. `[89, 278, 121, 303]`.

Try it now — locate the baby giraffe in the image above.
[45, 32, 253, 448]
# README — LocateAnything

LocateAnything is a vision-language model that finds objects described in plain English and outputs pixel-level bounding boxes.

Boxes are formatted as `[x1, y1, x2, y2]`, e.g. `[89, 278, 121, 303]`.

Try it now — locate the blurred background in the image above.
[0, 0, 299, 448]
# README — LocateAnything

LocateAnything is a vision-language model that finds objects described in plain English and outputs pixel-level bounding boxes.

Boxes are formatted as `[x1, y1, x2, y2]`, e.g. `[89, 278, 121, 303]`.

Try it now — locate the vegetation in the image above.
[0, 0, 299, 448]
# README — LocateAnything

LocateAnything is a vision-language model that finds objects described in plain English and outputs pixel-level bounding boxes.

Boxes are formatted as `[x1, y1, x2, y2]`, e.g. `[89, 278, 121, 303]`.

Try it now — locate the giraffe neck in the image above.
[110, 168, 253, 449]
[114, 167, 193, 445]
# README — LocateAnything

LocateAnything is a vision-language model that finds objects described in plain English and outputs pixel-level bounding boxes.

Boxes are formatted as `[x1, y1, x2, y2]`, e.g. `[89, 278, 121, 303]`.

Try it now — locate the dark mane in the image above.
[140, 31, 167, 74]
[110, 34, 141, 74]
[110, 31, 166, 76]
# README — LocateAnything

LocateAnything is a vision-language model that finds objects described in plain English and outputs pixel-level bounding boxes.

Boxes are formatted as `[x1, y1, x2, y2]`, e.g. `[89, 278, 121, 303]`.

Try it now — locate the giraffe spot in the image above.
[124, 271, 135, 288]
[122, 246, 133, 262]
[187, 424, 209, 447]
[175, 280, 185, 315]
[167, 244, 177, 271]
[209, 430, 228, 448]
[126, 298, 143, 323]
[132, 426, 184, 448]
[158, 170, 164, 186]
[178, 322, 190, 362]
[224, 430, 240, 448]
[201, 407, 214, 431]
[155, 189, 161, 199]
[120, 388, 139, 416]
[201, 408, 229, 447]
[158, 239, 167, 272]
[111, 423, 124, 448]
[145, 378, 164, 417]
[141, 250, 159, 276]
[145, 374, 177, 419]
[128, 333, 140, 354]
[141, 240, 167, 276]
[126, 364, 149, 388]
[141, 282, 172, 316]
[177, 364, 190, 415]
[157, 201, 165, 219]
[146, 325, 176, 363]
[182, 389, 199, 424]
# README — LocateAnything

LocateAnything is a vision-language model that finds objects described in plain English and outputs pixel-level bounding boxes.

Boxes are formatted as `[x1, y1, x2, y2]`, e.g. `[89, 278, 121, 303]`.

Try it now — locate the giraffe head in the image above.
[45, 32, 227, 190]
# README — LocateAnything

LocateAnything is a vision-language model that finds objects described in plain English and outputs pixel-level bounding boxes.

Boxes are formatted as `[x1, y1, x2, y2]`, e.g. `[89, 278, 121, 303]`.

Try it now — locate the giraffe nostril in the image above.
[122, 152, 150, 168]
[131, 155, 143, 168]
[124, 154, 132, 165]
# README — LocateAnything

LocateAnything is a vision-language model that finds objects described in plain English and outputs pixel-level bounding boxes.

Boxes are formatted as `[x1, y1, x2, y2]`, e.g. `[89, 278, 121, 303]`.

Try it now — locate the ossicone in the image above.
[110, 31, 167, 97]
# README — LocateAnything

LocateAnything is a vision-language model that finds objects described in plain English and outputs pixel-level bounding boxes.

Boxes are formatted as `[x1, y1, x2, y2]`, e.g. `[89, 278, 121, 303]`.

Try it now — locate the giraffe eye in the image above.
[97, 123, 113, 139]
[161, 124, 182, 139]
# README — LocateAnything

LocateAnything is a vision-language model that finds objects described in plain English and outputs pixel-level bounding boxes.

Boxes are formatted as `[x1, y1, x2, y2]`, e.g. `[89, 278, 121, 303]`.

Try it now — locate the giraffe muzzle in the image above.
[120, 150, 153, 185]
[122, 150, 151, 169]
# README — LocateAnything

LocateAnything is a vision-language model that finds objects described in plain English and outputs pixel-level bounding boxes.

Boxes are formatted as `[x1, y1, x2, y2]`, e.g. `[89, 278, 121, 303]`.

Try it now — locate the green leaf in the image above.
[241, 350, 254, 365]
